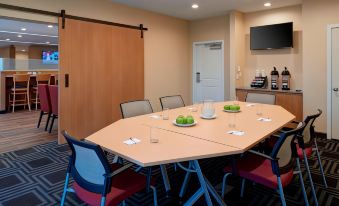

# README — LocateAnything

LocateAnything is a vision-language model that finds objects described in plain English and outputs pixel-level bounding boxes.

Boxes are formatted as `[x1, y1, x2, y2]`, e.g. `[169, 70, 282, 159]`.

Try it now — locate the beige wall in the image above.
[303, 0, 339, 133]
[241, 5, 302, 90]
[189, 15, 230, 101]
[0, 0, 189, 112]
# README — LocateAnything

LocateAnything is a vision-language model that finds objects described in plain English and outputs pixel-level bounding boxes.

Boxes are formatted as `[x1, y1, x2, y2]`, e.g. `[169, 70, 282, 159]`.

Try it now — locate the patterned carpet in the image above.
[0, 136, 338, 206]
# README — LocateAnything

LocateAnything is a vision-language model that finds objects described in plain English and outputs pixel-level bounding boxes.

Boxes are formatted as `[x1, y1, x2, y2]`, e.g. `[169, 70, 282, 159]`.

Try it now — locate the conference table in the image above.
[86, 101, 295, 206]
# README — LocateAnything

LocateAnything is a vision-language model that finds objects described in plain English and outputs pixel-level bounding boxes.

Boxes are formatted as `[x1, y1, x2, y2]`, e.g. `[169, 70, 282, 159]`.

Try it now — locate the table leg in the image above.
[160, 165, 171, 193]
[183, 160, 227, 206]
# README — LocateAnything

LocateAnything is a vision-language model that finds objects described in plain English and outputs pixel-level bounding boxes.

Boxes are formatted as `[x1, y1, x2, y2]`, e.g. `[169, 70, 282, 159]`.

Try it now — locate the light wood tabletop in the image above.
[86, 101, 295, 167]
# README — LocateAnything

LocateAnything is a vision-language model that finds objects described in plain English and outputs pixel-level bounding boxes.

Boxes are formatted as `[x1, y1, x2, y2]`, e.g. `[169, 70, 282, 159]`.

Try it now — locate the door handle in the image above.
[196, 72, 200, 83]
[65, 74, 69, 88]
[334, 88, 339, 92]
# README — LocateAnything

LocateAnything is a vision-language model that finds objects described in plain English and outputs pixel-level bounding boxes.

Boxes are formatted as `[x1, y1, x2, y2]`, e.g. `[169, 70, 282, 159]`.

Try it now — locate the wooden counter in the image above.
[236, 87, 303, 121]
[0, 70, 58, 112]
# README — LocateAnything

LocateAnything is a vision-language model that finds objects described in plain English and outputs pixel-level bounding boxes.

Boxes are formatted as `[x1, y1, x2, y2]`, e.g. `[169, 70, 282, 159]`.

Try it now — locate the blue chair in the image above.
[221, 123, 310, 206]
[60, 131, 157, 206]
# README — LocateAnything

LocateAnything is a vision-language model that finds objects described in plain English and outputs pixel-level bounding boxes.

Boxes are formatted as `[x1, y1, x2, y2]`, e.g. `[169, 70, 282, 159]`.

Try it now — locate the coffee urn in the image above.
[281, 67, 291, 90]
[270, 67, 279, 90]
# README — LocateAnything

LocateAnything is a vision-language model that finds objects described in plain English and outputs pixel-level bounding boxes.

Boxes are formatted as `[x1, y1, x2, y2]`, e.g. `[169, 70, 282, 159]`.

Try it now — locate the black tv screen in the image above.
[250, 22, 293, 50]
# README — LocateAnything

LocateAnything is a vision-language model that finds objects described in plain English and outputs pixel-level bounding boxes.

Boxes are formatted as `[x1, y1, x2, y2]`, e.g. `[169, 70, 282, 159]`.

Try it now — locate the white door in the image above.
[193, 41, 224, 103]
[330, 27, 339, 140]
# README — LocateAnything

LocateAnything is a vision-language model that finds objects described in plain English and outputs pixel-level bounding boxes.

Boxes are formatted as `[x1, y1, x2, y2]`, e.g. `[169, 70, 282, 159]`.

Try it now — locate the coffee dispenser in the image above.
[270, 67, 279, 90]
[281, 67, 291, 90]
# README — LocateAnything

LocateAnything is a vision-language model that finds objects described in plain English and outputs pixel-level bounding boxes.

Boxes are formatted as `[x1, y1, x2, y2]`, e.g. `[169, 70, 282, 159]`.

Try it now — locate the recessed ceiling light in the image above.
[17, 35, 22, 38]
[21, 28, 26, 31]
[192, 4, 199, 9]
[47, 25, 53, 28]
[5, 38, 10, 41]
[264, 2, 272, 7]
[46, 41, 50, 44]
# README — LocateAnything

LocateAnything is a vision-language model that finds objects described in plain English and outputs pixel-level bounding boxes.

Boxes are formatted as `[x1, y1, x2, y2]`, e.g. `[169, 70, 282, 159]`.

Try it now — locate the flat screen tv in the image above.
[42, 51, 59, 64]
[250, 22, 293, 50]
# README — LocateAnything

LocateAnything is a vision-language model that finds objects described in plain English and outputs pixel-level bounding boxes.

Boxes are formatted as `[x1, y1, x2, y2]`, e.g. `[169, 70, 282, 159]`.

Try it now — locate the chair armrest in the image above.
[247, 150, 277, 161]
[104, 163, 134, 178]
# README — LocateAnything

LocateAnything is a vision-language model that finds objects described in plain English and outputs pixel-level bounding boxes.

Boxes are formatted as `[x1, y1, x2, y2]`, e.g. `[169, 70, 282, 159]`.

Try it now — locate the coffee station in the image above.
[236, 66, 303, 121]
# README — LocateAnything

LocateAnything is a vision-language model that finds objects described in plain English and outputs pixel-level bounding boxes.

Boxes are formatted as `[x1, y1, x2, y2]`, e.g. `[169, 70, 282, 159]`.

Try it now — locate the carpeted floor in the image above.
[0, 137, 338, 206]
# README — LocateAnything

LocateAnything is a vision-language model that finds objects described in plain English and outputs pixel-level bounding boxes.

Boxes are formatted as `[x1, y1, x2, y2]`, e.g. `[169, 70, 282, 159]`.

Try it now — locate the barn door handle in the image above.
[334, 88, 338, 92]
[196, 72, 201, 83]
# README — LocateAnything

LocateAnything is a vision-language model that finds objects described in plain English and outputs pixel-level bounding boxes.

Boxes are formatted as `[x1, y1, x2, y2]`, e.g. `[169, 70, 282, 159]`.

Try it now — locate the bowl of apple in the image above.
[173, 115, 197, 127]
[223, 105, 241, 113]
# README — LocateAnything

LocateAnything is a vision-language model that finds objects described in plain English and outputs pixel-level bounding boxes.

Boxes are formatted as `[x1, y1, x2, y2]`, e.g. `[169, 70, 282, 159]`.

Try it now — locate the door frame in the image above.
[192, 40, 224, 103]
[326, 24, 339, 140]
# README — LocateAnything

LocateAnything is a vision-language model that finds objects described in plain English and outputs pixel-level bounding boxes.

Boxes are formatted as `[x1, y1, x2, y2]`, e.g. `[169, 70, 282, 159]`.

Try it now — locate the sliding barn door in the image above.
[58, 18, 144, 143]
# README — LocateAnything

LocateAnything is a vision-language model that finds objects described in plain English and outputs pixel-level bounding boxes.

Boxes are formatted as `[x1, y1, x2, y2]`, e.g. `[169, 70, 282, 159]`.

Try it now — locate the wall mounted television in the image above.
[250, 22, 293, 50]
[42, 51, 59, 64]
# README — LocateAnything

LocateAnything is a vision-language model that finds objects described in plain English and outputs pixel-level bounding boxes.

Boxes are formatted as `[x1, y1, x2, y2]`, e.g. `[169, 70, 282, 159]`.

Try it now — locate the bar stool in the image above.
[32, 73, 51, 110]
[9, 74, 31, 112]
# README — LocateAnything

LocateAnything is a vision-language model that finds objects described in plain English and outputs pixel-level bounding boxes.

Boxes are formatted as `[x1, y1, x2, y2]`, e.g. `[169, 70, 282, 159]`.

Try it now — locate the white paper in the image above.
[149, 115, 161, 119]
[246, 104, 255, 107]
[123, 138, 141, 145]
[257, 117, 272, 122]
[227, 130, 245, 136]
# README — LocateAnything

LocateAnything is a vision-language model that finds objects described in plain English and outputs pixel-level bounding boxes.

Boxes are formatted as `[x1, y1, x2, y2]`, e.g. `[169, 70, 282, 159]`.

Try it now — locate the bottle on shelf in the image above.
[281, 67, 291, 90]
[271, 67, 279, 90]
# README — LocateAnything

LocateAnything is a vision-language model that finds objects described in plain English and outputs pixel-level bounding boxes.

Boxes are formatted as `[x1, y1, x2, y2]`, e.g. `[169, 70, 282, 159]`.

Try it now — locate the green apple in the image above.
[224, 105, 231, 110]
[176, 116, 184, 124]
[229, 105, 237, 111]
[186, 116, 194, 124]
[182, 117, 187, 124]
[234, 105, 240, 111]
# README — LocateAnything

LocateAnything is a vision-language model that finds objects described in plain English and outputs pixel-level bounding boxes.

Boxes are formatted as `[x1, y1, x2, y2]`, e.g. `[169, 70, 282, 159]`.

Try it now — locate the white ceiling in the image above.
[0, 18, 58, 48]
[111, 0, 302, 20]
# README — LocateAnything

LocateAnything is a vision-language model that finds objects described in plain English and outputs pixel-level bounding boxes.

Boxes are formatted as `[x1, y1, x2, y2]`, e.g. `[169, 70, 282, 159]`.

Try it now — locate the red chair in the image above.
[48, 85, 58, 133]
[221, 123, 309, 206]
[60, 131, 158, 206]
[37, 84, 52, 131]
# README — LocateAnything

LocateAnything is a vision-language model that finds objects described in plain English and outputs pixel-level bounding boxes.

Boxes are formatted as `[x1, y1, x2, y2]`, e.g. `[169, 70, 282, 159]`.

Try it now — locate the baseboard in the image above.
[315, 132, 327, 139]
[0, 110, 7, 114]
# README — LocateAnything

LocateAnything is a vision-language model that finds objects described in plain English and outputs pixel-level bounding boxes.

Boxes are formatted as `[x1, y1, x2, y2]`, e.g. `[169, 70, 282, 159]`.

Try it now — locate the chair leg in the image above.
[296, 158, 310, 206]
[37, 111, 44, 128]
[277, 176, 287, 206]
[303, 150, 318, 206]
[314, 139, 328, 188]
[160, 165, 171, 194]
[35, 91, 38, 110]
[49, 115, 55, 133]
[221, 173, 231, 199]
[12, 93, 15, 113]
[45, 113, 51, 131]
[240, 178, 246, 197]
[27, 90, 31, 111]
[24, 94, 26, 109]
[60, 173, 70, 206]
[150, 185, 158, 206]
[100, 196, 106, 206]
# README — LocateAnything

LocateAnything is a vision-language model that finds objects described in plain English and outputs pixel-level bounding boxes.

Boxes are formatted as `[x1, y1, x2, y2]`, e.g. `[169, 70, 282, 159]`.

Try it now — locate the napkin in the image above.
[227, 130, 245, 136]
[149, 115, 161, 119]
[123, 138, 141, 145]
[257, 117, 272, 122]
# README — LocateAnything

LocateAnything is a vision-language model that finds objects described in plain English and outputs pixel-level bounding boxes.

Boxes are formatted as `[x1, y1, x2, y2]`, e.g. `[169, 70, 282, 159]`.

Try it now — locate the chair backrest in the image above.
[270, 122, 306, 175]
[299, 109, 322, 148]
[13, 74, 30, 89]
[245, 93, 276, 105]
[49, 85, 58, 115]
[36, 73, 51, 84]
[54, 74, 58, 85]
[37, 84, 51, 113]
[120, 100, 153, 118]
[63, 131, 112, 195]
[159, 95, 185, 110]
